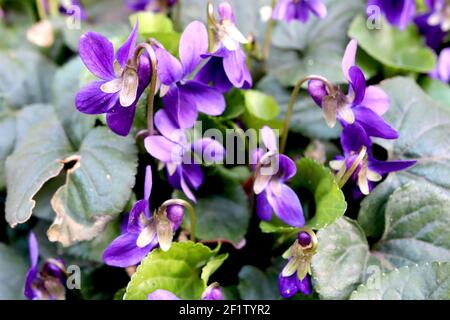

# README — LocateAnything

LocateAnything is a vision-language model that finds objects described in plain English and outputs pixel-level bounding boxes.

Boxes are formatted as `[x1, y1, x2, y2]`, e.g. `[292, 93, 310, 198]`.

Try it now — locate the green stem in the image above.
[159, 199, 197, 242]
[262, 0, 276, 63]
[336, 146, 367, 189]
[133, 42, 158, 136]
[280, 75, 335, 154]
[207, 0, 216, 52]
[36, 0, 48, 20]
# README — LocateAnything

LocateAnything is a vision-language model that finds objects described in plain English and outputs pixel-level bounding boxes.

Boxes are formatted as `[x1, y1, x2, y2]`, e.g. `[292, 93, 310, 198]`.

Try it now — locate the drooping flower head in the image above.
[103, 166, 185, 268]
[145, 110, 225, 202]
[330, 124, 416, 196]
[252, 126, 304, 227]
[308, 39, 398, 141]
[430, 48, 450, 83]
[196, 1, 252, 92]
[76, 21, 151, 136]
[59, 0, 87, 20]
[126, 0, 177, 12]
[278, 230, 317, 298]
[367, 0, 416, 30]
[153, 21, 226, 129]
[415, 0, 450, 50]
[272, 0, 327, 23]
[24, 233, 67, 300]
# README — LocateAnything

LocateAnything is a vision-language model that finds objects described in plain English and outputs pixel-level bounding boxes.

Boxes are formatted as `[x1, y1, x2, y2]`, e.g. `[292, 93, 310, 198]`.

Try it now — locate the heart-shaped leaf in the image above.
[5, 105, 138, 246]
[350, 262, 450, 300]
[312, 217, 370, 300]
[348, 16, 436, 73]
[124, 241, 222, 300]
[238, 266, 279, 300]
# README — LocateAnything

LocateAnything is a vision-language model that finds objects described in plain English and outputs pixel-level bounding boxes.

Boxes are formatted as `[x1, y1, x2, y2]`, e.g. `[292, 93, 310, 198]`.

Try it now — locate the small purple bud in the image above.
[278, 274, 298, 299]
[202, 284, 223, 300]
[218, 2, 235, 23]
[308, 80, 328, 107]
[296, 274, 312, 295]
[298, 231, 312, 247]
[167, 205, 184, 231]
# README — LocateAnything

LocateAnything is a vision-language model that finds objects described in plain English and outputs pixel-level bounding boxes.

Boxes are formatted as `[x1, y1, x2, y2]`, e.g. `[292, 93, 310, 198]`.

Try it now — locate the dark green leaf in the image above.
[348, 16, 436, 73]
[238, 266, 279, 300]
[0, 243, 28, 300]
[421, 77, 450, 110]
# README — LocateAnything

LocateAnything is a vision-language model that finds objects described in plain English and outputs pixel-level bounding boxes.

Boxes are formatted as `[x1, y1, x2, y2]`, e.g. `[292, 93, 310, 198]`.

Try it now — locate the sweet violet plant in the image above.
[2, 0, 446, 303]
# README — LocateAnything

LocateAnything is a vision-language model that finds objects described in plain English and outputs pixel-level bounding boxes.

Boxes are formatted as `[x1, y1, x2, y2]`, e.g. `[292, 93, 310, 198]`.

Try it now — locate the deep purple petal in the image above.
[103, 232, 156, 268]
[106, 104, 137, 136]
[308, 80, 328, 107]
[348, 66, 366, 106]
[353, 106, 399, 140]
[182, 163, 203, 189]
[368, 158, 417, 175]
[180, 81, 226, 117]
[341, 122, 372, 155]
[278, 154, 297, 182]
[153, 45, 183, 85]
[256, 192, 272, 221]
[179, 21, 208, 76]
[267, 184, 304, 227]
[116, 20, 139, 68]
[195, 56, 234, 93]
[76, 81, 118, 114]
[278, 274, 298, 299]
[127, 199, 150, 233]
[296, 274, 312, 295]
[163, 84, 199, 129]
[79, 32, 116, 80]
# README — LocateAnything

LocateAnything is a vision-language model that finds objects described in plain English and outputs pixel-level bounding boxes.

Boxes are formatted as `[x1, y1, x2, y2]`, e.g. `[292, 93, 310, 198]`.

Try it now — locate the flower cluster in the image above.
[308, 40, 416, 196]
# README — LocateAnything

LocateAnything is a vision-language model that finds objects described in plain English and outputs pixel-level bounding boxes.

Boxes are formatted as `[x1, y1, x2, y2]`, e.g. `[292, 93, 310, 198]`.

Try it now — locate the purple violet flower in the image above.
[272, 0, 327, 23]
[103, 166, 185, 268]
[24, 233, 67, 300]
[415, 0, 450, 50]
[330, 123, 416, 195]
[195, 2, 252, 92]
[278, 232, 315, 298]
[145, 110, 225, 202]
[308, 39, 398, 140]
[148, 289, 181, 300]
[126, 0, 177, 12]
[153, 21, 226, 128]
[76, 22, 151, 136]
[367, 0, 416, 30]
[252, 126, 304, 227]
[430, 48, 450, 83]
[59, 0, 87, 20]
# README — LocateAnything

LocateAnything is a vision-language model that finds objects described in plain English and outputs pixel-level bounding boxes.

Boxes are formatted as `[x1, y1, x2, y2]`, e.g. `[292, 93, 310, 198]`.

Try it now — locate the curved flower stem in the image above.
[132, 42, 158, 136]
[280, 75, 336, 154]
[36, 0, 48, 20]
[336, 146, 367, 189]
[158, 199, 197, 242]
[207, 0, 217, 52]
[262, 0, 277, 63]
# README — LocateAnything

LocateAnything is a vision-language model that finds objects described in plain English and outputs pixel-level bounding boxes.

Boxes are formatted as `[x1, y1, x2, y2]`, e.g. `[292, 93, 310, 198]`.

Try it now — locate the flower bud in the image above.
[167, 205, 185, 231]
[202, 283, 223, 300]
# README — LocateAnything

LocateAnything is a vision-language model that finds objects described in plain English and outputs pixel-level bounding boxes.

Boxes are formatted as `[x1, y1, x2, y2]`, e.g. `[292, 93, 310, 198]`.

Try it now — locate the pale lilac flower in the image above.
[430, 48, 450, 83]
